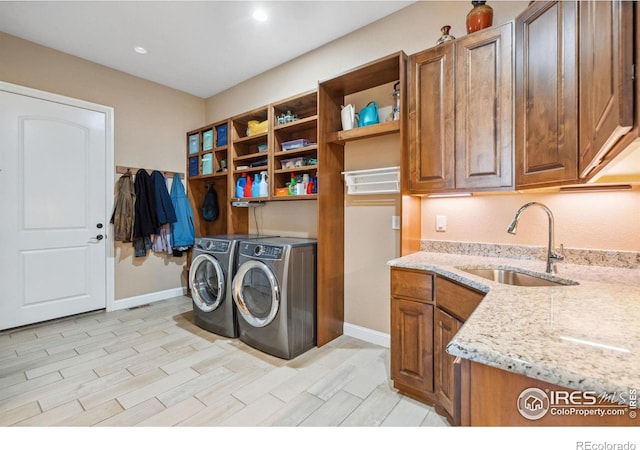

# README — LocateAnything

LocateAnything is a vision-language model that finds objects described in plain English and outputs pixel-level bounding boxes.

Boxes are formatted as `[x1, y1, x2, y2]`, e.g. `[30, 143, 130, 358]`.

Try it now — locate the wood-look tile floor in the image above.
[0, 296, 449, 427]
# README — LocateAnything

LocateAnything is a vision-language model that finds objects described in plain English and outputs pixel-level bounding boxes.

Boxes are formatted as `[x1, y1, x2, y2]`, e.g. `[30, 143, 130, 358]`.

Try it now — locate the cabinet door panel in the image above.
[455, 22, 513, 190]
[391, 298, 434, 393]
[579, 0, 634, 178]
[408, 44, 455, 192]
[435, 308, 462, 419]
[515, 1, 578, 188]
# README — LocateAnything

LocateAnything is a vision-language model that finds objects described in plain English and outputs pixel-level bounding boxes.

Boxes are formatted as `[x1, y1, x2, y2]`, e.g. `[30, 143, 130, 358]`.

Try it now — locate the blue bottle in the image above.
[252, 173, 261, 197]
[236, 173, 247, 198]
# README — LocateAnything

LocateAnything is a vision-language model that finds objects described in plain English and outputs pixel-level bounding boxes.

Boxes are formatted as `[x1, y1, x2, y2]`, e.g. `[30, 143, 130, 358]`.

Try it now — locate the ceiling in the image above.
[0, 1, 414, 98]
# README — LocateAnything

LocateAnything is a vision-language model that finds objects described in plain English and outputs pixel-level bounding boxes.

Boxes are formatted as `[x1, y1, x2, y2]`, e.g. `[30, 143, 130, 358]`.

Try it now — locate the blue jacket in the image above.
[151, 170, 177, 225]
[169, 173, 195, 247]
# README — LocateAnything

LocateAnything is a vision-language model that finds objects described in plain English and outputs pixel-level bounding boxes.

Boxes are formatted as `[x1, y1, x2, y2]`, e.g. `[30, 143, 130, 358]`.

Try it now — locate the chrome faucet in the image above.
[507, 202, 564, 274]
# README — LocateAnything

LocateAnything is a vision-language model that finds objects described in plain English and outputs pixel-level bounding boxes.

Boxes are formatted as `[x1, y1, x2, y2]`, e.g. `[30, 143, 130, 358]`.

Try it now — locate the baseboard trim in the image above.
[343, 322, 390, 348]
[110, 287, 188, 311]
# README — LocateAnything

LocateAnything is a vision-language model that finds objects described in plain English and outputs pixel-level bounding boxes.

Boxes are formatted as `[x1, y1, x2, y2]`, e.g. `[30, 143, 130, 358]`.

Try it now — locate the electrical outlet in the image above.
[392, 215, 400, 230]
[436, 215, 447, 232]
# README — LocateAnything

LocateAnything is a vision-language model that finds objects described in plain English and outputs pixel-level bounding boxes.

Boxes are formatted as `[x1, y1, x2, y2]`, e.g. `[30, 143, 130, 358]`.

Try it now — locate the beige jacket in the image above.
[111, 172, 136, 242]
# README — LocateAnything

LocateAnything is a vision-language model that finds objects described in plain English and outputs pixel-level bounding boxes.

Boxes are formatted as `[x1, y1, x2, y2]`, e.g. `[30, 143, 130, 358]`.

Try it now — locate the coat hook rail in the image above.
[115, 165, 185, 178]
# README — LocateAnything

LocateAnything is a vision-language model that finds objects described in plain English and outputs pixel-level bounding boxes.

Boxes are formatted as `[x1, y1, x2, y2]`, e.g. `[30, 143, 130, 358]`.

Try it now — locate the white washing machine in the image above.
[189, 234, 275, 338]
[232, 237, 317, 359]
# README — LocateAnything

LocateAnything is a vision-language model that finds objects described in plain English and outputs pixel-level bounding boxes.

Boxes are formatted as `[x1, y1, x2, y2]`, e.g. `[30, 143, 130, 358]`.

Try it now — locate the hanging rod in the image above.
[115, 165, 185, 178]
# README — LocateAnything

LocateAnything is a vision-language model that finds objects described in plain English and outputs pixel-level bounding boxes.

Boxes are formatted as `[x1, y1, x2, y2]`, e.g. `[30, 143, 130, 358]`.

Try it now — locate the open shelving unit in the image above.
[271, 91, 318, 200]
[185, 52, 410, 348]
[317, 51, 408, 346]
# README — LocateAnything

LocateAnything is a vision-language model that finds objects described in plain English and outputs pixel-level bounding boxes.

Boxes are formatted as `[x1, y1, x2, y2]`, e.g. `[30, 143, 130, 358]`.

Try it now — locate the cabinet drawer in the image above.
[436, 277, 484, 321]
[391, 267, 434, 303]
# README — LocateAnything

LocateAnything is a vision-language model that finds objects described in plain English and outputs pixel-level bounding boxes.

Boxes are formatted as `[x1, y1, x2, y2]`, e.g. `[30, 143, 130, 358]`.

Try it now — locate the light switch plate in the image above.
[436, 215, 447, 232]
[392, 215, 400, 230]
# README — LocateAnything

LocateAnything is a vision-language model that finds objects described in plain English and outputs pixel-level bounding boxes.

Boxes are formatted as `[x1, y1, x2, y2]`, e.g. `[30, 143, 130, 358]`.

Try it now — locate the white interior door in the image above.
[0, 87, 109, 330]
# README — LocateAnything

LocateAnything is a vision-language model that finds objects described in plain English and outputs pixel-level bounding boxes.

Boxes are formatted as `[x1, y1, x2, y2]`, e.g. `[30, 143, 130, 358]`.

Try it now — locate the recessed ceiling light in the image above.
[133, 46, 148, 55]
[252, 8, 268, 22]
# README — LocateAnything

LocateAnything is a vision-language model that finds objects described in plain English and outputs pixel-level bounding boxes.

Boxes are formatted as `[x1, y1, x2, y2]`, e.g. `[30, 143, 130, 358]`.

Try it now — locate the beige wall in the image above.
[422, 189, 640, 251]
[0, 32, 206, 300]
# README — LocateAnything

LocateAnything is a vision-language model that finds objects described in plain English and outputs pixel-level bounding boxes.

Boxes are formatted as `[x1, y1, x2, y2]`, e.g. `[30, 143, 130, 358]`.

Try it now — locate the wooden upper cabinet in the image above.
[455, 22, 514, 191]
[408, 43, 455, 192]
[578, 0, 634, 179]
[515, 0, 579, 189]
[408, 22, 513, 193]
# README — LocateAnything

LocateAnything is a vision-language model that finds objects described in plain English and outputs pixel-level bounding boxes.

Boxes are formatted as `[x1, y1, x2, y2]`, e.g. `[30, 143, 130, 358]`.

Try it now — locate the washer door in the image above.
[189, 254, 225, 312]
[232, 260, 279, 328]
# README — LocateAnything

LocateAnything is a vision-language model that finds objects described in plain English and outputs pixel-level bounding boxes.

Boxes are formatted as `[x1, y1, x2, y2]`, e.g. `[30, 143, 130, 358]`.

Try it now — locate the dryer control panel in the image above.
[239, 242, 283, 260]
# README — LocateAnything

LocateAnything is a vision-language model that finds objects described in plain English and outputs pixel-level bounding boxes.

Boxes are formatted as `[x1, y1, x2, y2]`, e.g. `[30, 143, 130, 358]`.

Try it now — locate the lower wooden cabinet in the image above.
[390, 267, 435, 403]
[391, 298, 434, 398]
[434, 307, 462, 419]
[390, 267, 484, 423]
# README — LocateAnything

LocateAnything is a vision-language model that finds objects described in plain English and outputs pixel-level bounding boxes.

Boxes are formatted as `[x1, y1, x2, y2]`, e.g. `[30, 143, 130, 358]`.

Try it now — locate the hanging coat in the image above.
[110, 172, 135, 242]
[133, 169, 158, 238]
[169, 173, 195, 248]
[150, 170, 177, 226]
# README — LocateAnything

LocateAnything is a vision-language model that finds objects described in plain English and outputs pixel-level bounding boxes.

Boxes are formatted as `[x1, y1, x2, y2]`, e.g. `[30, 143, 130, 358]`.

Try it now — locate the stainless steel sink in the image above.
[457, 268, 578, 287]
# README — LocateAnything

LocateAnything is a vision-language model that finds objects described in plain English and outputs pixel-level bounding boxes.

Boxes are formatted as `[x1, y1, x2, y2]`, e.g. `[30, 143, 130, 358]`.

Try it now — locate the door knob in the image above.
[96, 234, 104, 240]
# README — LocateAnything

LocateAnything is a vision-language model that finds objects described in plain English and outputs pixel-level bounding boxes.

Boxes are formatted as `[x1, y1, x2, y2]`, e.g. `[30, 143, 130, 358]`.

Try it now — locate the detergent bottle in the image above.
[252, 173, 261, 197]
[288, 172, 296, 196]
[244, 174, 253, 197]
[259, 171, 268, 197]
[236, 173, 247, 198]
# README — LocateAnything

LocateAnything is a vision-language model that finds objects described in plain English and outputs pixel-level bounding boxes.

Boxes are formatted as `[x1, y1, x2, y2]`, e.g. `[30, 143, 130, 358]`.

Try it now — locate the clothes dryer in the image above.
[189, 234, 274, 338]
[232, 237, 317, 359]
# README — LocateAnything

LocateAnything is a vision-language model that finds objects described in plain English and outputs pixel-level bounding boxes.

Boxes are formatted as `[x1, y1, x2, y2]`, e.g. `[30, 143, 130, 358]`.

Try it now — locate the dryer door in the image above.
[189, 254, 225, 312]
[232, 260, 280, 328]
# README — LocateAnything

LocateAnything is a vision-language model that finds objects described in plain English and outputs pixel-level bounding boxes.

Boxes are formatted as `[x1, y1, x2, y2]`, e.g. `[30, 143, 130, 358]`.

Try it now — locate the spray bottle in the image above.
[259, 171, 268, 197]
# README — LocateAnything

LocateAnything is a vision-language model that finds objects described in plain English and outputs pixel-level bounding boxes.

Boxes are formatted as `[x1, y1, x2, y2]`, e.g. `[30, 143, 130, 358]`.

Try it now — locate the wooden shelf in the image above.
[319, 51, 403, 96]
[274, 164, 318, 174]
[270, 194, 318, 201]
[233, 165, 268, 174]
[233, 153, 268, 163]
[233, 131, 268, 145]
[188, 171, 228, 181]
[273, 145, 318, 157]
[274, 115, 318, 133]
[325, 120, 400, 144]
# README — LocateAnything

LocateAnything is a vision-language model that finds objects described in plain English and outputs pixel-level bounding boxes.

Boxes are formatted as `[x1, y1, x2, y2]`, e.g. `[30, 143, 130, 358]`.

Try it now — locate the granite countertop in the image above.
[387, 251, 640, 402]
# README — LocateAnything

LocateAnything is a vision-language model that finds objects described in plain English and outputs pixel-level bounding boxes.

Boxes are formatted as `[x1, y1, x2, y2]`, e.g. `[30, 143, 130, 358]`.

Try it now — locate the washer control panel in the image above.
[195, 238, 230, 253]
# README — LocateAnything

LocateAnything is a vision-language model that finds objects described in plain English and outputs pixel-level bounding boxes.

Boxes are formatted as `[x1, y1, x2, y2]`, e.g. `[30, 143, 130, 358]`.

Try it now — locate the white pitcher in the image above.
[341, 104, 357, 130]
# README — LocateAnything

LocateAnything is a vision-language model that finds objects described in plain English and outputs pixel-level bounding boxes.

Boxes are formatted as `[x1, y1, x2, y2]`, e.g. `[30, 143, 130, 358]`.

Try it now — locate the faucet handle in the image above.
[551, 243, 565, 261]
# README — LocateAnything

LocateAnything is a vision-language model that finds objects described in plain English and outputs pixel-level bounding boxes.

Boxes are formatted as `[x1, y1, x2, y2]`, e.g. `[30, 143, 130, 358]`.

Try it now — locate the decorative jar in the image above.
[466, 1, 493, 34]
[436, 25, 456, 45]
